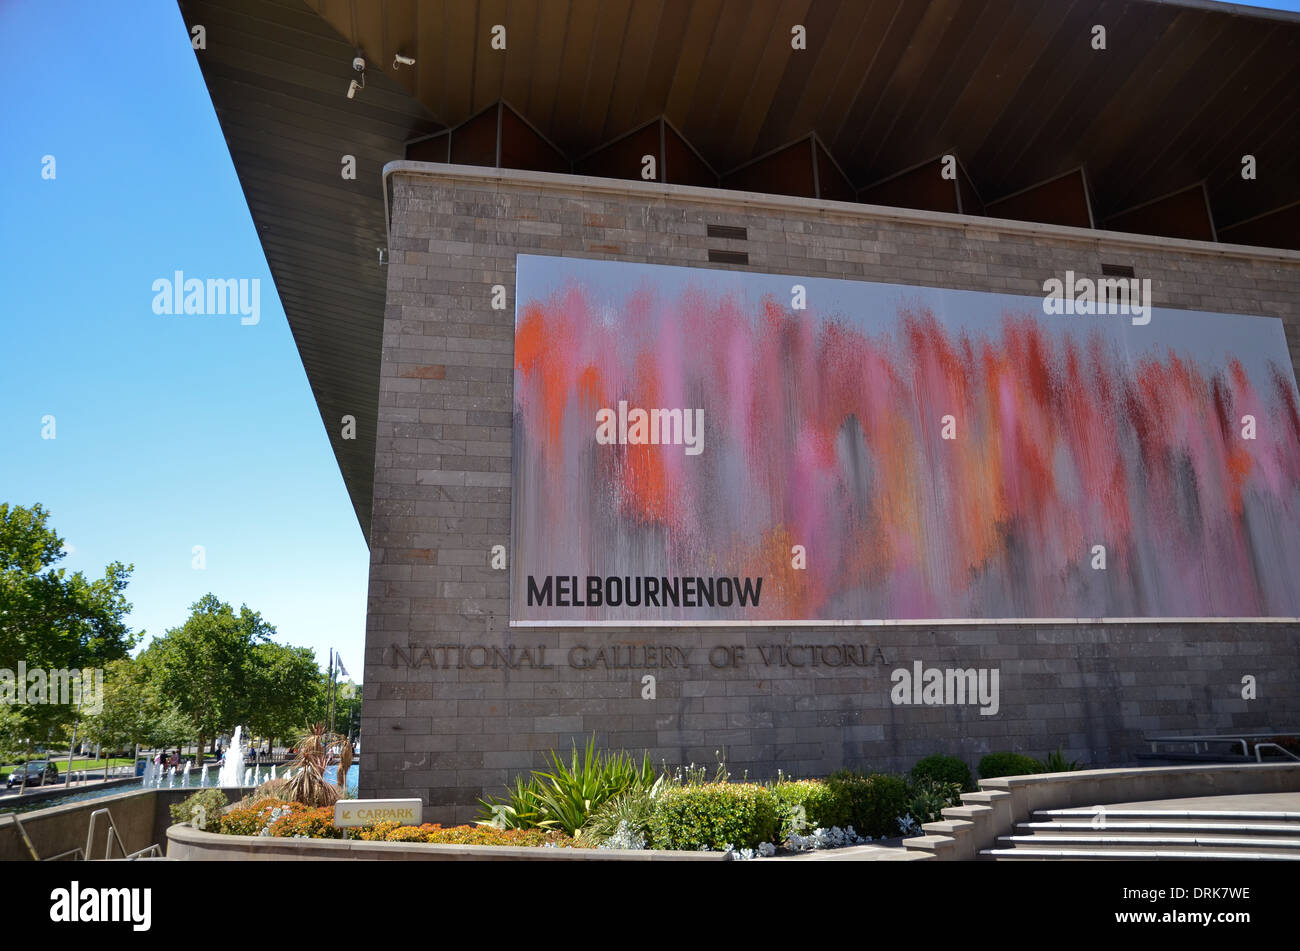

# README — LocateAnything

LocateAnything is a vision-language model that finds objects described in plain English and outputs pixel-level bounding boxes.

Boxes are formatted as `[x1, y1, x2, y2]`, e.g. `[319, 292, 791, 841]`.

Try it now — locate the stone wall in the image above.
[362, 164, 1300, 823]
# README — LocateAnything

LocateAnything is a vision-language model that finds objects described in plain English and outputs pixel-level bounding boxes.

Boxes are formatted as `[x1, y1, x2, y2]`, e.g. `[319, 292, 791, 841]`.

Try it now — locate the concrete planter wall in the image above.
[166, 822, 727, 861]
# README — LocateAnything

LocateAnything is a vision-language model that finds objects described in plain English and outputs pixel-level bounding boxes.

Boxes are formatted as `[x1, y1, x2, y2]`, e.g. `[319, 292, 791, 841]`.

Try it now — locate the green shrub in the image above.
[770, 779, 849, 839]
[910, 754, 974, 792]
[978, 752, 1042, 779]
[647, 783, 780, 850]
[476, 737, 657, 837]
[826, 770, 910, 839]
[169, 788, 229, 831]
[903, 778, 963, 825]
[1038, 747, 1082, 772]
[583, 774, 670, 847]
[477, 775, 553, 831]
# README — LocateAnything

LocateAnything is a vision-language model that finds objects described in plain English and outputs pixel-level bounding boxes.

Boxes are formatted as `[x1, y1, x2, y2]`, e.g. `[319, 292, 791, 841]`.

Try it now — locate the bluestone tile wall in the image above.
[362, 169, 1300, 822]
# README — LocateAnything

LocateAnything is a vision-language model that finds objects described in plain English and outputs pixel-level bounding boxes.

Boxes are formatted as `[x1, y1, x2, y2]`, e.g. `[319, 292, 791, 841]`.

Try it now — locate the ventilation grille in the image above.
[1101, 263, 1136, 278]
[708, 249, 749, 265]
[706, 224, 748, 240]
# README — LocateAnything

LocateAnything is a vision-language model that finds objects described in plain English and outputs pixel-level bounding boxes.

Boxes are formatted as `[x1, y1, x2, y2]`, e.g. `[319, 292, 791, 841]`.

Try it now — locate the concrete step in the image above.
[983, 847, 1300, 861]
[999, 834, 1300, 851]
[1016, 820, 1300, 835]
[987, 807, 1300, 860]
[1032, 808, 1300, 822]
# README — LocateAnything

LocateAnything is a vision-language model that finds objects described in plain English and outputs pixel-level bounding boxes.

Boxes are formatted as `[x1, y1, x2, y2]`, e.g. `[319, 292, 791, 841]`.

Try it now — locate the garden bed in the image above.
[165, 822, 727, 861]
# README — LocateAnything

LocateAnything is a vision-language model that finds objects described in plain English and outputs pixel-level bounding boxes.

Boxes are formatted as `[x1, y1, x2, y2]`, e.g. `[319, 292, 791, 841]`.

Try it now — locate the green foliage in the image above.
[1038, 747, 1082, 773]
[581, 773, 670, 846]
[910, 754, 974, 792]
[478, 775, 554, 831]
[771, 779, 849, 839]
[170, 788, 229, 831]
[0, 704, 27, 764]
[142, 594, 272, 750]
[82, 656, 186, 755]
[825, 770, 911, 839]
[328, 680, 361, 737]
[903, 778, 964, 825]
[528, 738, 656, 837]
[143, 594, 324, 756]
[647, 783, 780, 851]
[477, 737, 656, 838]
[245, 642, 324, 745]
[0, 503, 137, 745]
[978, 751, 1043, 779]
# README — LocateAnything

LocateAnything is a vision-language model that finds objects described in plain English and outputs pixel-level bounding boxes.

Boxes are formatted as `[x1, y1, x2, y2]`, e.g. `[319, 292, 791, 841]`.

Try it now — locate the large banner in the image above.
[510, 254, 1300, 625]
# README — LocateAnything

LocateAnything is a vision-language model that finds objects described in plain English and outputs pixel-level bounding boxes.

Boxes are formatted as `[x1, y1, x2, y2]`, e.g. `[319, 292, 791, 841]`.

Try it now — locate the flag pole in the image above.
[327, 648, 337, 734]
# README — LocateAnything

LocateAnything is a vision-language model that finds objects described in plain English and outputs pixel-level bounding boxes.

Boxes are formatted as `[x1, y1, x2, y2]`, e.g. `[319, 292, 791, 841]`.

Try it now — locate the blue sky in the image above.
[0, 1, 368, 676]
[1, 0, 1297, 678]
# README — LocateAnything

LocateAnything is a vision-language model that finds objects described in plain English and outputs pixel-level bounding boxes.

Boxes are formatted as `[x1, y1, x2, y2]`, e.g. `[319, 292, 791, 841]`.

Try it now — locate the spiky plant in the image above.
[281, 724, 350, 807]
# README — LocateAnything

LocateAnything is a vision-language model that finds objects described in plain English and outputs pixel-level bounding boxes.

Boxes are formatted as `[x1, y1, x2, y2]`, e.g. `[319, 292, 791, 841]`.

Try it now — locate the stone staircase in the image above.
[981, 807, 1300, 860]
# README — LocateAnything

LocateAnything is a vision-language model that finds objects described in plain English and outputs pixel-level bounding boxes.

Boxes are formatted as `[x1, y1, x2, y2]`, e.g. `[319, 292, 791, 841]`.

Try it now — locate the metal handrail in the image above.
[8, 813, 85, 861]
[1146, 731, 1300, 761]
[7, 805, 160, 861]
[85, 807, 127, 860]
[10, 814, 43, 861]
[1148, 736, 1248, 756]
[83, 807, 163, 860]
[1254, 742, 1300, 763]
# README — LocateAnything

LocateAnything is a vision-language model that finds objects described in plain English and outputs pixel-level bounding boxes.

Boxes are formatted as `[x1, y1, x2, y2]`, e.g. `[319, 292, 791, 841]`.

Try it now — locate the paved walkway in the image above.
[1095, 792, 1300, 812]
[765, 835, 926, 861]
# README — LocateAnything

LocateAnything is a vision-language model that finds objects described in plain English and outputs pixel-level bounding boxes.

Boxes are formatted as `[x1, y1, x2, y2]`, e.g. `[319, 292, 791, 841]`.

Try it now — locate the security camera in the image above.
[393, 53, 416, 68]
[347, 55, 366, 99]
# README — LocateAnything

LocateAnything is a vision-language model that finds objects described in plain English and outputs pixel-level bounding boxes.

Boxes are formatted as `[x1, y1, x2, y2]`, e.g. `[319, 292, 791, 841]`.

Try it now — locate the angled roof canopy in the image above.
[179, 0, 1300, 540]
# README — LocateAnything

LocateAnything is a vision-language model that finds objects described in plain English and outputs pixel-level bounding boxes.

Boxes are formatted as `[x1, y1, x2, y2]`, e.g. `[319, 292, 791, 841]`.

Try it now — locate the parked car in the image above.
[7, 761, 59, 788]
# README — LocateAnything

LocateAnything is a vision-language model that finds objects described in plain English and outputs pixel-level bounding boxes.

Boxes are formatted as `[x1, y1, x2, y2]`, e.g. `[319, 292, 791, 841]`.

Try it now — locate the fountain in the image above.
[270, 765, 276, 781]
[200, 763, 210, 787]
[218, 726, 246, 787]
[243, 767, 252, 786]
[140, 759, 153, 788]
[182, 761, 191, 787]
[166, 766, 176, 788]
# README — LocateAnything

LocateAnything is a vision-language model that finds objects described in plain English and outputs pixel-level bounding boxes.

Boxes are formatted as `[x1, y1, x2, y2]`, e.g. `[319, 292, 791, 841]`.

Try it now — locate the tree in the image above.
[82, 657, 188, 775]
[143, 594, 274, 765]
[330, 680, 362, 738]
[0, 702, 27, 764]
[0, 503, 137, 752]
[81, 659, 137, 781]
[245, 642, 324, 747]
